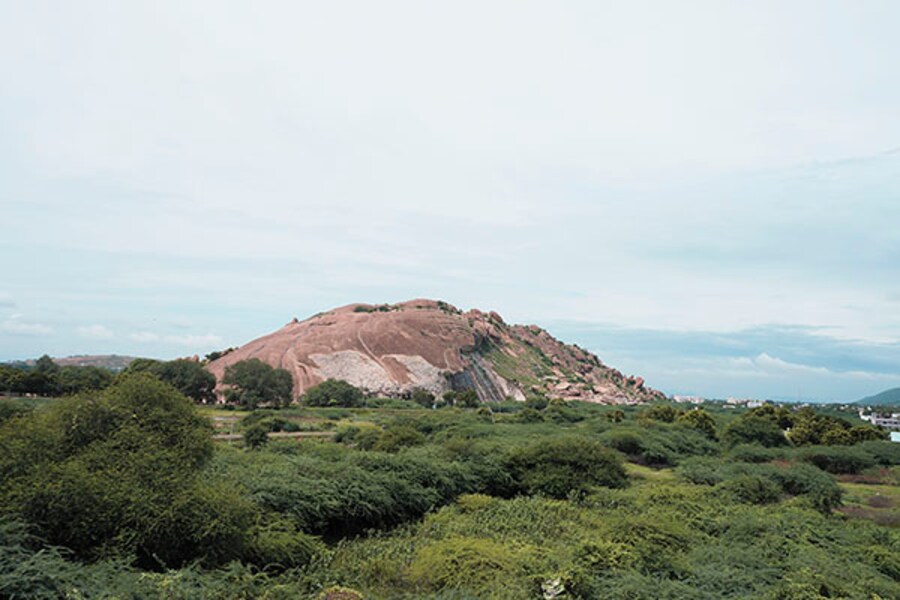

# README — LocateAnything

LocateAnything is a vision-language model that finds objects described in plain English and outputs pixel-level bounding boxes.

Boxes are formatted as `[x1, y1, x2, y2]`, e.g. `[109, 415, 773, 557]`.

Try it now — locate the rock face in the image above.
[206, 299, 665, 405]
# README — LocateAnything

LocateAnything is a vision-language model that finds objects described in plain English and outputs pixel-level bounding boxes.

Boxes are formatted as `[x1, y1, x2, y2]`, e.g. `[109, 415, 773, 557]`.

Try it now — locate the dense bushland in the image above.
[0, 388, 897, 599]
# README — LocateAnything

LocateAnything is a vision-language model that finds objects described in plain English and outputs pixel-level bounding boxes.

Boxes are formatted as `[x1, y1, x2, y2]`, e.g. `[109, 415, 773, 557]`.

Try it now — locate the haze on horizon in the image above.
[2, 1, 899, 403]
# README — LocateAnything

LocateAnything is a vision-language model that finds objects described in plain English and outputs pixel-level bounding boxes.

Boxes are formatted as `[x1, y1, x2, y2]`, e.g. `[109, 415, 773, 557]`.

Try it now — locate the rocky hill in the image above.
[206, 299, 664, 404]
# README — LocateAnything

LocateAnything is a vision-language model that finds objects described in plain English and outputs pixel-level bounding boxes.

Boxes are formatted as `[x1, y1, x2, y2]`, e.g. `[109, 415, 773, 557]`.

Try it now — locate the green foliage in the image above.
[747, 403, 795, 429]
[506, 436, 627, 498]
[408, 536, 527, 594]
[0, 399, 32, 425]
[517, 406, 544, 423]
[718, 475, 783, 504]
[304, 379, 364, 408]
[373, 425, 426, 452]
[605, 409, 626, 422]
[444, 389, 480, 407]
[676, 408, 718, 439]
[784, 406, 884, 447]
[524, 394, 549, 411]
[796, 445, 876, 474]
[243, 423, 270, 449]
[56, 365, 114, 395]
[0, 374, 260, 568]
[728, 444, 787, 463]
[2, 395, 898, 598]
[640, 403, 680, 423]
[152, 359, 217, 403]
[856, 440, 900, 466]
[1, 358, 116, 397]
[722, 415, 788, 448]
[223, 359, 294, 409]
[410, 387, 436, 408]
[598, 423, 717, 467]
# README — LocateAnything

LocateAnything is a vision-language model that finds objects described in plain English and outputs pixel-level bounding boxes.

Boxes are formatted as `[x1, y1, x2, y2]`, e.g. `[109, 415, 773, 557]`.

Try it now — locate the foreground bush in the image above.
[0, 375, 315, 570]
[796, 445, 876, 474]
[506, 436, 627, 498]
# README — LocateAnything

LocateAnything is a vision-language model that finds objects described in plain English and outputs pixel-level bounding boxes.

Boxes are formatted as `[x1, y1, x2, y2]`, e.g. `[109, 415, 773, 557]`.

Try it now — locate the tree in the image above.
[410, 388, 435, 408]
[34, 354, 59, 376]
[243, 423, 270, 449]
[444, 389, 479, 408]
[57, 366, 114, 395]
[722, 415, 788, 448]
[676, 408, 718, 439]
[303, 379, 364, 408]
[153, 359, 217, 403]
[222, 359, 293, 409]
[748, 403, 794, 429]
[123, 359, 216, 403]
[640, 404, 680, 423]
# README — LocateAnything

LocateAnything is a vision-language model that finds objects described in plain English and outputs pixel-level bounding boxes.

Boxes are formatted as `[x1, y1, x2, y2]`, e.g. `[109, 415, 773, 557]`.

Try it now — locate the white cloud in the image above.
[129, 331, 221, 347]
[76, 324, 114, 339]
[130, 331, 160, 343]
[0, 292, 14, 308]
[165, 333, 223, 348]
[1, 315, 53, 336]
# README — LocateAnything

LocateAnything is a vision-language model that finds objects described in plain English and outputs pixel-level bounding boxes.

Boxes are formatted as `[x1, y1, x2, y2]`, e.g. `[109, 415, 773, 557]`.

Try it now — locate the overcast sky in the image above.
[2, 1, 899, 402]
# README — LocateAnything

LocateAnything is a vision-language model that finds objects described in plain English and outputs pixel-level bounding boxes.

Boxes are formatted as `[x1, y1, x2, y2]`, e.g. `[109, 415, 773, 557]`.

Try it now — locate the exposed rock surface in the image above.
[206, 299, 664, 405]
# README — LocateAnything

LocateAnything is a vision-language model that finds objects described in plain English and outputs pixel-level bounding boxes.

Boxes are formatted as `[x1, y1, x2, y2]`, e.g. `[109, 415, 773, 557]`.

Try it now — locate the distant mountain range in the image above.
[5, 355, 138, 371]
[855, 387, 900, 407]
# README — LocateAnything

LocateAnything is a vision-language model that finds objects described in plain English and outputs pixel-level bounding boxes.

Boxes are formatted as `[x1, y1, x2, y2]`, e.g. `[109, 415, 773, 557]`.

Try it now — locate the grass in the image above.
[838, 479, 900, 527]
[626, 463, 678, 482]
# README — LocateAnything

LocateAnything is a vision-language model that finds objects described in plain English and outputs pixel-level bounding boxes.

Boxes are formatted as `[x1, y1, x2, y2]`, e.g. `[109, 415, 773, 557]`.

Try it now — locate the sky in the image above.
[2, 1, 899, 402]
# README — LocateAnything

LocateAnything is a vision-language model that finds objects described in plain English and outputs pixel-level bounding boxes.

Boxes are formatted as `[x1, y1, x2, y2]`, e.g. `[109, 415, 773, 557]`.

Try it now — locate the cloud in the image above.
[130, 331, 160, 343]
[165, 333, 223, 348]
[129, 330, 222, 348]
[1, 315, 53, 336]
[76, 324, 114, 339]
[0, 292, 14, 308]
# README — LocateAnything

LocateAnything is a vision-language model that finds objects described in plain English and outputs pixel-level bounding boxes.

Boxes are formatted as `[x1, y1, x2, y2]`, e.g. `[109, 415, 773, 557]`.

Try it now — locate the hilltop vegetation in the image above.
[0, 375, 898, 599]
[857, 387, 900, 407]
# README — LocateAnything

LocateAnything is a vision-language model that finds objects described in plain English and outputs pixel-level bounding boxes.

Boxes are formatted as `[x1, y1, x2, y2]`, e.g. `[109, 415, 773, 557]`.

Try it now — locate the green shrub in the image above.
[796, 445, 875, 474]
[304, 379, 364, 408]
[721, 416, 788, 448]
[717, 475, 782, 504]
[728, 444, 787, 463]
[373, 425, 426, 452]
[603, 514, 692, 576]
[856, 440, 900, 466]
[771, 464, 842, 513]
[243, 518, 321, 571]
[640, 404, 680, 423]
[676, 409, 718, 439]
[408, 536, 528, 593]
[506, 436, 627, 499]
[677, 457, 727, 486]
[517, 407, 544, 423]
[244, 424, 270, 449]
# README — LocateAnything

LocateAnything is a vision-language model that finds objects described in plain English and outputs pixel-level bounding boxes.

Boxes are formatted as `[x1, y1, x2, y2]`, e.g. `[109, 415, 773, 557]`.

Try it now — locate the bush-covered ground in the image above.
[1, 383, 898, 599]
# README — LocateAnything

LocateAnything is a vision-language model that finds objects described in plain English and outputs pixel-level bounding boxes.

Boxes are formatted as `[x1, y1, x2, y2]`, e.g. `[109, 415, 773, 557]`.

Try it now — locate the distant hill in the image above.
[207, 299, 665, 405]
[855, 387, 900, 406]
[6, 355, 139, 371]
